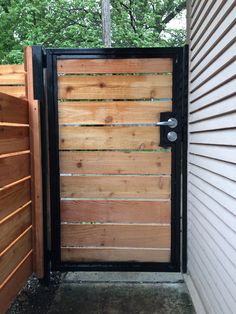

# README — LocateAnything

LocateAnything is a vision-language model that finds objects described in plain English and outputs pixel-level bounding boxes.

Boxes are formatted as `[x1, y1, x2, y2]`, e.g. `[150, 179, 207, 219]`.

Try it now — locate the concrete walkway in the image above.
[8, 272, 195, 314]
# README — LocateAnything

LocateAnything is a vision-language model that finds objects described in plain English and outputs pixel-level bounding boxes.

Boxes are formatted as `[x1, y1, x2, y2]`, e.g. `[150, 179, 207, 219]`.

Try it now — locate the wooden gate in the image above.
[47, 48, 183, 272]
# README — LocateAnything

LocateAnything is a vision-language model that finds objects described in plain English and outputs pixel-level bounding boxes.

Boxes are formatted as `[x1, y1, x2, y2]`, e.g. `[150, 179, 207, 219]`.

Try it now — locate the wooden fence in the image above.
[0, 64, 25, 98]
[0, 48, 43, 313]
[0, 93, 33, 312]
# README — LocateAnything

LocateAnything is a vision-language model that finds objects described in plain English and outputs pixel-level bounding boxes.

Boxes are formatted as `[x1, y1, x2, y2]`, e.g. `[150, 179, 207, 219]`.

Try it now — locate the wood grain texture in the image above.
[0, 153, 30, 188]
[0, 86, 25, 98]
[61, 247, 171, 262]
[0, 126, 29, 154]
[61, 200, 171, 223]
[57, 58, 173, 74]
[61, 223, 171, 248]
[24, 46, 44, 278]
[60, 151, 171, 174]
[0, 93, 29, 124]
[0, 179, 31, 221]
[0, 252, 32, 313]
[58, 101, 172, 125]
[60, 175, 171, 199]
[0, 205, 32, 253]
[58, 75, 172, 100]
[60, 126, 160, 150]
[0, 228, 32, 286]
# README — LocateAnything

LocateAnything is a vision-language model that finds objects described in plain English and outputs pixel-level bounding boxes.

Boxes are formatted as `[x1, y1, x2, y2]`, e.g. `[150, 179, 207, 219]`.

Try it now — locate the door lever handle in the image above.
[156, 118, 178, 128]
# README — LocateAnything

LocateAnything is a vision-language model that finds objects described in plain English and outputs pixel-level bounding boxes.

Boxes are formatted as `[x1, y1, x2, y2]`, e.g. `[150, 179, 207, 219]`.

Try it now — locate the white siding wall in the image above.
[186, 1, 236, 313]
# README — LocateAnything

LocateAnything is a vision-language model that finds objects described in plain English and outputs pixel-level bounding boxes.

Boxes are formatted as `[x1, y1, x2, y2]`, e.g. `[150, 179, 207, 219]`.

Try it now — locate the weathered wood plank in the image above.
[0, 126, 29, 154]
[59, 126, 160, 150]
[61, 247, 171, 262]
[0, 86, 25, 98]
[61, 224, 171, 248]
[57, 58, 173, 74]
[60, 175, 171, 199]
[0, 153, 30, 188]
[58, 101, 172, 125]
[0, 228, 32, 286]
[61, 200, 171, 223]
[0, 93, 29, 124]
[60, 151, 171, 174]
[0, 179, 31, 221]
[58, 75, 172, 100]
[0, 205, 32, 253]
[0, 252, 32, 312]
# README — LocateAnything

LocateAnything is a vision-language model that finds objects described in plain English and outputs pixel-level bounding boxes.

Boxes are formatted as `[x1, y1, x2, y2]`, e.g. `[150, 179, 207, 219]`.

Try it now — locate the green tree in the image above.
[0, 0, 186, 64]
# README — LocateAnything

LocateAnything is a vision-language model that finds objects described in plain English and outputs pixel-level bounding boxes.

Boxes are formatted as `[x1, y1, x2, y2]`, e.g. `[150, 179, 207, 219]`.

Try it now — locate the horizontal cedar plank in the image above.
[0, 179, 31, 221]
[0, 73, 25, 85]
[0, 126, 29, 154]
[58, 101, 172, 125]
[60, 175, 171, 199]
[0, 253, 32, 313]
[0, 205, 32, 253]
[0, 153, 30, 188]
[58, 75, 172, 100]
[0, 64, 24, 74]
[0, 229, 32, 286]
[0, 86, 25, 98]
[0, 92, 28, 124]
[61, 224, 170, 248]
[61, 200, 171, 223]
[60, 126, 160, 150]
[61, 247, 170, 262]
[57, 58, 173, 74]
[60, 151, 171, 174]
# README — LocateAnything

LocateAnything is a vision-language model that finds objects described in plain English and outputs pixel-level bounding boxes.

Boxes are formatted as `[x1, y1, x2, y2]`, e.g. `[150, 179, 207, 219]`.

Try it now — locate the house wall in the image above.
[185, 1, 236, 313]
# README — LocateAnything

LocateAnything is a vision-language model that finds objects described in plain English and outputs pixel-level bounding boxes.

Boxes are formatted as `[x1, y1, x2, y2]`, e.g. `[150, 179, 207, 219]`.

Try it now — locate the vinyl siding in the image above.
[186, 1, 236, 313]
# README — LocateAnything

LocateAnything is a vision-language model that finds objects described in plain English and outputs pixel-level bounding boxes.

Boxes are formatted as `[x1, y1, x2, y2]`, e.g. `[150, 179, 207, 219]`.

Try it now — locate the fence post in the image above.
[24, 46, 44, 278]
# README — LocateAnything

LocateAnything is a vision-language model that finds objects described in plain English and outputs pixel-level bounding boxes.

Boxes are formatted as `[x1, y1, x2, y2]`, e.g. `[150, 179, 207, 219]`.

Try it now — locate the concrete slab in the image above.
[48, 282, 195, 314]
[64, 272, 184, 283]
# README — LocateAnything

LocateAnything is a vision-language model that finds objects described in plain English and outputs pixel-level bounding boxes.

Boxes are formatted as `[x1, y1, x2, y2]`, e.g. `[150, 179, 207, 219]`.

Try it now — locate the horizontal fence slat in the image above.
[0, 73, 25, 85]
[0, 126, 29, 154]
[58, 75, 172, 100]
[0, 86, 25, 98]
[0, 64, 24, 74]
[61, 247, 170, 263]
[0, 252, 32, 312]
[60, 126, 160, 150]
[61, 175, 171, 199]
[57, 58, 173, 74]
[0, 153, 30, 188]
[0, 179, 31, 221]
[0, 93, 28, 124]
[60, 151, 171, 175]
[0, 205, 32, 253]
[61, 224, 171, 248]
[61, 200, 171, 223]
[0, 229, 32, 286]
[58, 101, 172, 125]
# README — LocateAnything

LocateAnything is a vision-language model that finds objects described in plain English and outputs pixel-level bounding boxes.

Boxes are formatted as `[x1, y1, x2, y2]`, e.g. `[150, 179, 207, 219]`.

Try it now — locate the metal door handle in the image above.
[156, 118, 178, 128]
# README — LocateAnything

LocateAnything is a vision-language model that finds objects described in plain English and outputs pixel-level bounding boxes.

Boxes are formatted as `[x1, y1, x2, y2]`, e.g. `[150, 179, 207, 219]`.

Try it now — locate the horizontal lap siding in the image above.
[187, 1, 236, 313]
[0, 93, 33, 312]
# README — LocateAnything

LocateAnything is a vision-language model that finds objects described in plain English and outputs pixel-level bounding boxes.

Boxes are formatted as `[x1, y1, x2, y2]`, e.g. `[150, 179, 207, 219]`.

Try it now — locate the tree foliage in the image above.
[0, 0, 186, 64]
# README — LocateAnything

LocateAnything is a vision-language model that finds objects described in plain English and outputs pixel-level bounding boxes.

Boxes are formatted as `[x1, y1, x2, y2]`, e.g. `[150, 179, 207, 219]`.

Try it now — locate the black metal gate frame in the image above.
[39, 47, 187, 274]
